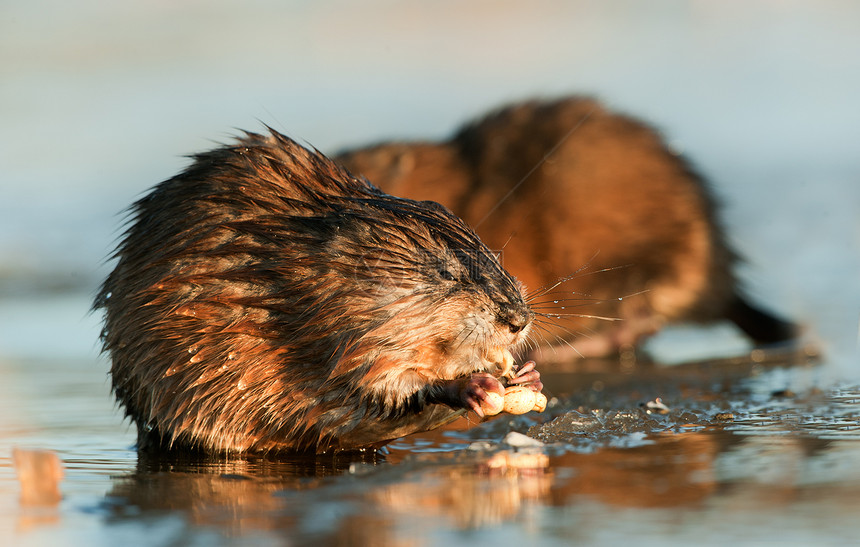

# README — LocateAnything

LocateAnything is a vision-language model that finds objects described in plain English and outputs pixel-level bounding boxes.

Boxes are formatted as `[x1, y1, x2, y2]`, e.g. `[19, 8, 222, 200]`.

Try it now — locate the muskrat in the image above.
[95, 130, 542, 454]
[336, 97, 797, 360]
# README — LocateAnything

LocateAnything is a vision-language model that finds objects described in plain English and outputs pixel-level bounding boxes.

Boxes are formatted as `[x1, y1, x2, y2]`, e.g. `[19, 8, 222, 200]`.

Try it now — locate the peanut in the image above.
[481, 391, 505, 416]
[503, 385, 537, 415]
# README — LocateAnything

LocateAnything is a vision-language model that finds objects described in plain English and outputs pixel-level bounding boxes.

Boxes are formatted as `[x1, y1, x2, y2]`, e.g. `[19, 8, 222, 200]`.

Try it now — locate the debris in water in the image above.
[12, 448, 63, 506]
[640, 397, 671, 415]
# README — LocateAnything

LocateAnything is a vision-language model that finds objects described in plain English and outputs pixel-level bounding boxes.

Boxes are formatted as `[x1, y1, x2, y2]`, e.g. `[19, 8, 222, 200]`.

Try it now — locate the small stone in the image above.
[502, 431, 544, 448]
[640, 397, 670, 415]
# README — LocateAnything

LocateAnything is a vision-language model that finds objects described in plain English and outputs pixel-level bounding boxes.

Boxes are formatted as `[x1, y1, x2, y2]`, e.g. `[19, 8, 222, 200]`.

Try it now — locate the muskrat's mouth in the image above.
[435, 342, 522, 384]
[484, 346, 516, 379]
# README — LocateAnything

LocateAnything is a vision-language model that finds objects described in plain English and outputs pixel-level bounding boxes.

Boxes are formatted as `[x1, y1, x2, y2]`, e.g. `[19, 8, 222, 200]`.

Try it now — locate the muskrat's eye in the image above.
[438, 268, 456, 281]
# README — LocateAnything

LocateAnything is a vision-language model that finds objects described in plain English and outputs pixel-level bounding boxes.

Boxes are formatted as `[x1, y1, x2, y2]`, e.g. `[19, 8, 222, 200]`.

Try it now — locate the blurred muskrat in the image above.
[337, 97, 797, 360]
[95, 130, 542, 454]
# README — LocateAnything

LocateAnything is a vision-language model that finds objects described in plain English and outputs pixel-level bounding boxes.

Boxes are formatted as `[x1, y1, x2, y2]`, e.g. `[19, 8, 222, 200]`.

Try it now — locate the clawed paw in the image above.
[507, 360, 543, 392]
[460, 373, 505, 418]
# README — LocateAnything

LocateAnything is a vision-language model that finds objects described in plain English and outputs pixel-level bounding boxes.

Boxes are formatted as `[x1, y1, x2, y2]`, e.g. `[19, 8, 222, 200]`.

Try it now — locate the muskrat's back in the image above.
[337, 97, 796, 359]
[95, 130, 538, 454]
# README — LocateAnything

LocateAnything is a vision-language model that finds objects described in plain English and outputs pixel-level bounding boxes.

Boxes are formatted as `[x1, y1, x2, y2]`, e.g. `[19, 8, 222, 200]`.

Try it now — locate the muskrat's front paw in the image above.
[454, 363, 547, 418]
[495, 361, 548, 415]
[506, 360, 543, 392]
[460, 373, 505, 418]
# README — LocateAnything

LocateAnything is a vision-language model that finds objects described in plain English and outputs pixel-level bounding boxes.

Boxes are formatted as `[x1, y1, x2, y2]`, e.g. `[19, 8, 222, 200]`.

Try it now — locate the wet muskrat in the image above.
[95, 130, 542, 454]
[336, 97, 797, 360]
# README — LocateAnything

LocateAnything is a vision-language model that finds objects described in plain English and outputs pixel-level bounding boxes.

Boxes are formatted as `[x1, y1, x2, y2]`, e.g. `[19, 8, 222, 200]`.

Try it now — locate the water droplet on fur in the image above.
[189, 354, 201, 364]
[237, 379, 247, 390]
[553, 300, 558, 304]
[187, 345, 199, 355]
[227, 352, 236, 360]
[164, 366, 179, 377]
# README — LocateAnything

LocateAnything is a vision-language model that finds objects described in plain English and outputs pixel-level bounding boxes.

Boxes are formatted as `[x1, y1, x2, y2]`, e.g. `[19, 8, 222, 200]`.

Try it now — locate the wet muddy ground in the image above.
[4, 342, 858, 546]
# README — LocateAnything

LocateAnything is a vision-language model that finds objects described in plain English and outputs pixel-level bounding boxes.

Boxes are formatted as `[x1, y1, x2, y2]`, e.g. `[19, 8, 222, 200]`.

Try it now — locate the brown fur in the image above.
[95, 130, 534, 454]
[336, 97, 796, 359]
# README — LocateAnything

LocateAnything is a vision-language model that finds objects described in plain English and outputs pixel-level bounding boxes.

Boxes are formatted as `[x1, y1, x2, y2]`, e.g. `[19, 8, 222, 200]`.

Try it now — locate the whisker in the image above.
[531, 317, 591, 342]
[529, 297, 603, 307]
[535, 311, 622, 322]
[530, 321, 584, 358]
[555, 336, 583, 358]
[500, 232, 515, 251]
[524, 251, 602, 299]
[526, 272, 588, 301]
[452, 323, 477, 352]
[530, 288, 650, 315]
[528, 320, 553, 343]
[526, 262, 634, 301]
[521, 333, 539, 355]
[529, 322, 559, 350]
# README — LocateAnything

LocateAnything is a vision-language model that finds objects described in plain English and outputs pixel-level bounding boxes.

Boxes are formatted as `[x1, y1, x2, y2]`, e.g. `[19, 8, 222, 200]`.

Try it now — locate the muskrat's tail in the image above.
[726, 294, 798, 345]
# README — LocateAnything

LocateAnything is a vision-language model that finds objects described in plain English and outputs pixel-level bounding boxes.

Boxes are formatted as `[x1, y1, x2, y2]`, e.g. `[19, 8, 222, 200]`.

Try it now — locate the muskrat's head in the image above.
[335, 189, 535, 409]
[96, 129, 533, 452]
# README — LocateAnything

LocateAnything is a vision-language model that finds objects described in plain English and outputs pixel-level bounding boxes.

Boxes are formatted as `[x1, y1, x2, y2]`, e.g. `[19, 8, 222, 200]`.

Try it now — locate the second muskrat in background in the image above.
[336, 97, 797, 360]
[95, 130, 542, 454]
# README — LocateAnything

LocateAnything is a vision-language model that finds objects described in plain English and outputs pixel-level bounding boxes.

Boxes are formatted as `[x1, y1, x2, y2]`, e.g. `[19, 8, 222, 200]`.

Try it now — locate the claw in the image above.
[507, 360, 542, 392]
[460, 373, 505, 418]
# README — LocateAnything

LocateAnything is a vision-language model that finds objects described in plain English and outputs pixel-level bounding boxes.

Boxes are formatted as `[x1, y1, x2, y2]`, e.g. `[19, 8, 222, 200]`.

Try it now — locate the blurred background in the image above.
[1, 0, 858, 378]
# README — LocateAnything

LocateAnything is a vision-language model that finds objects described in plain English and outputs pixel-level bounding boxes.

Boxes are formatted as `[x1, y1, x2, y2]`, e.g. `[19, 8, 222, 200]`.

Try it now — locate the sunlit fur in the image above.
[95, 130, 532, 454]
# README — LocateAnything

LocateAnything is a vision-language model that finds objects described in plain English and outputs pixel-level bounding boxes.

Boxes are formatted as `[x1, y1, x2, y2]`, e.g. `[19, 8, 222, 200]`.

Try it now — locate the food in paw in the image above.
[532, 391, 547, 412]
[481, 391, 505, 416]
[503, 385, 540, 415]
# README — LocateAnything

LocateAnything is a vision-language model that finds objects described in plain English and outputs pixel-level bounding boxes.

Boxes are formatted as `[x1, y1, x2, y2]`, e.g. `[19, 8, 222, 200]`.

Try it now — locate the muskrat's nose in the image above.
[500, 307, 533, 334]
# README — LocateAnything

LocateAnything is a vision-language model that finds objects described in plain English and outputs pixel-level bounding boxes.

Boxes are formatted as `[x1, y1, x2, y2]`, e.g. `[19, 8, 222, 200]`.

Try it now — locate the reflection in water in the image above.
[104, 445, 553, 541]
[13, 449, 64, 507]
[12, 448, 64, 531]
[104, 450, 382, 536]
[102, 426, 843, 544]
[548, 431, 727, 509]
[367, 448, 552, 530]
[93, 355, 860, 545]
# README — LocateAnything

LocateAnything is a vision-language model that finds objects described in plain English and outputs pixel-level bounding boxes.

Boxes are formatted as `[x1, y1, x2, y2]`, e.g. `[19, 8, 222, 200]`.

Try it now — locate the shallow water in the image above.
[3, 346, 859, 546]
[2, 1, 860, 545]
